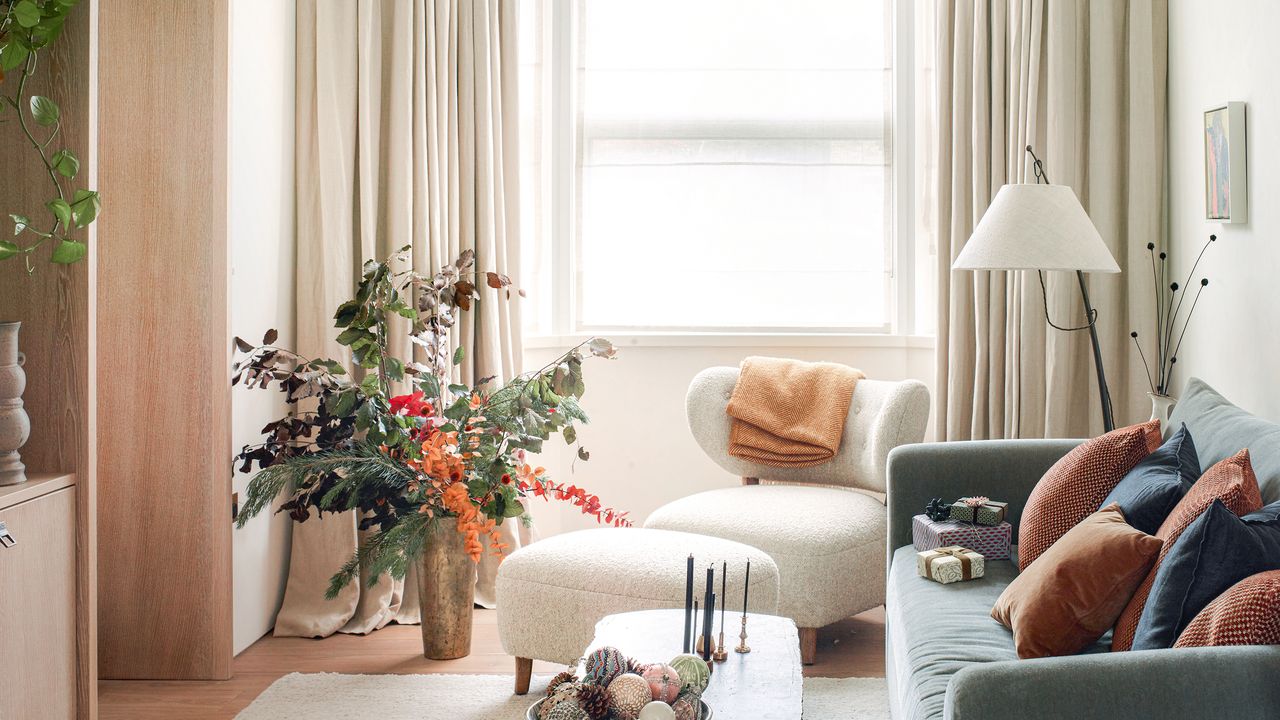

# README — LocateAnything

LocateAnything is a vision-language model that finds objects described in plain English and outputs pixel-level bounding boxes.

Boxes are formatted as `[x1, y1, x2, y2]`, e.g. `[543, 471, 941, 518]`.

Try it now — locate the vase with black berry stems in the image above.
[1148, 392, 1176, 424]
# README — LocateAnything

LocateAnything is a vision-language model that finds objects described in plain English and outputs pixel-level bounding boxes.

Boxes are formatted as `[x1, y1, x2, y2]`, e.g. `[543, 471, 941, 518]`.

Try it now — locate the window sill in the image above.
[523, 332, 936, 351]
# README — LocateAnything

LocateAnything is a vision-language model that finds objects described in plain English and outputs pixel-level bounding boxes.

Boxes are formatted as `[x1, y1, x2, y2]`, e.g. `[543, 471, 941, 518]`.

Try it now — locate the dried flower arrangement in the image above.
[231, 247, 628, 598]
[1130, 235, 1215, 397]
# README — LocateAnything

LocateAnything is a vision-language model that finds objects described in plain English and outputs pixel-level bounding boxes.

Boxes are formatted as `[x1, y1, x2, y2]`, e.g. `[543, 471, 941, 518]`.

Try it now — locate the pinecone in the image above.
[547, 670, 578, 695]
[625, 656, 646, 675]
[576, 684, 611, 720]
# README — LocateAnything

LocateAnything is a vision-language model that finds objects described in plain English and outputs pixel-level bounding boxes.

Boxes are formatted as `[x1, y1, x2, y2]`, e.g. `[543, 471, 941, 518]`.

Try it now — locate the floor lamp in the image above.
[951, 149, 1120, 432]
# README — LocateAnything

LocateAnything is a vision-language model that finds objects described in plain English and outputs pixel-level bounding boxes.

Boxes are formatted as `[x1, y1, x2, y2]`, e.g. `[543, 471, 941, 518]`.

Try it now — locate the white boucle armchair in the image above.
[643, 366, 929, 664]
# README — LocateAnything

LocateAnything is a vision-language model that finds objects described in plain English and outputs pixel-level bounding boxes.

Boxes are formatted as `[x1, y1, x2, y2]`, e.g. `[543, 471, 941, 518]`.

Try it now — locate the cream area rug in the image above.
[236, 672, 889, 720]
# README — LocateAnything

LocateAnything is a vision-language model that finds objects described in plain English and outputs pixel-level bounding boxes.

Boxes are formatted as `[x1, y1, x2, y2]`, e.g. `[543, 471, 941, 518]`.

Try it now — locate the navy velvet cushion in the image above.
[1100, 423, 1199, 535]
[1131, 499, 1280, 650]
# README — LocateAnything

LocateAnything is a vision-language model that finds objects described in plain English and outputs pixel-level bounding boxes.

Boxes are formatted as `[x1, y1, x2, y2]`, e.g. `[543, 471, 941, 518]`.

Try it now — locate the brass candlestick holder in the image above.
[734, 615, 751, 654]
[713, 630, 728, 662]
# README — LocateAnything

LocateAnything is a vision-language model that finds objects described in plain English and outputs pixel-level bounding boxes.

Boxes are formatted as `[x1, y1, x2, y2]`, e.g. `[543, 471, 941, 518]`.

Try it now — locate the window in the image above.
[521, 0, 924, 336]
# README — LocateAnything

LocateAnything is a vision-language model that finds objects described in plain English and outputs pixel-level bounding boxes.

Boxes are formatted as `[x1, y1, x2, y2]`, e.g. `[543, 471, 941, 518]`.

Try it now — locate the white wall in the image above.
[523, 338, 934, 536]
[229, 0, 296, 655]
[1168, 1, 1280, 422]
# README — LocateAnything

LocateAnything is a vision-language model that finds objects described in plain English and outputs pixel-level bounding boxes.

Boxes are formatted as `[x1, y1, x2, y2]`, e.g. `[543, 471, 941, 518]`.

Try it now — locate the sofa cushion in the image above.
[1112, 449, 1263, 651]
[1100, 423, 1199, 535]
[1175, 569, 1280, 648]
[1018, 421, 1161, 570]
[993, 505, 1162, 658]
[1170, 377, 1280, 502]
[1133, 499, 1280, 649]
[645, 485, 886, 627]
[886, 546, 1108, 720]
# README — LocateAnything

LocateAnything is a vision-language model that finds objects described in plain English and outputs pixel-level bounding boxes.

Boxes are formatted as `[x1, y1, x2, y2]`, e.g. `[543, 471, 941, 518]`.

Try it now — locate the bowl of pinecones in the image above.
[526, 647, 714, 720]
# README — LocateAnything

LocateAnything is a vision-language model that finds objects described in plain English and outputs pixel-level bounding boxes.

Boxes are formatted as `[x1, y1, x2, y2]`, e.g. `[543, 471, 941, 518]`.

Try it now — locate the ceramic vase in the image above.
[1149, 392, 1177, 424]
[0, 321, 30, 486]
[416, 517, 477, 659]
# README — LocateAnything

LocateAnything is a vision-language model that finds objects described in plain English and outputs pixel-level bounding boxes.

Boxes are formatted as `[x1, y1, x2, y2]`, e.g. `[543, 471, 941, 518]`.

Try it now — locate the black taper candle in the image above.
[704, 565, 715, 660]
[683, 554, 694, 653]
[693, 599, 699, 650]
[704, 592, 716, 661]
[719, 561, 727, 634]
[742, 559, 751, 618]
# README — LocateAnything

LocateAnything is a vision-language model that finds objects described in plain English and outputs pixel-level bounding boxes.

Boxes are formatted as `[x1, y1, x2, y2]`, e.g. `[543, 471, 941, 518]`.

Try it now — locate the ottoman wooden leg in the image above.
[515, 657, 533, 695]
[799, 627, 818, 665]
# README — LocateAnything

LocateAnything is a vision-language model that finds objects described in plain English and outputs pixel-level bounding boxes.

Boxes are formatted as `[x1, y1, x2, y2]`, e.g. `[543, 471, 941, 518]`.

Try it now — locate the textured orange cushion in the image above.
[1019, 421, 1161, 571]
[1175, 570, 1280, 647]
[1112, 449, 1263, 651]
[993, 504, 1162, 658]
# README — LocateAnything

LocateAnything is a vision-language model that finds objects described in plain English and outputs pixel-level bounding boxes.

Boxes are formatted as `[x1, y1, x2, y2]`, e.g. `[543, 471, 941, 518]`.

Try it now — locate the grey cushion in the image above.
[1170, 377, 1280, 502]
[886, 545, 1106, 720]
[1100, 423, 1198, 535]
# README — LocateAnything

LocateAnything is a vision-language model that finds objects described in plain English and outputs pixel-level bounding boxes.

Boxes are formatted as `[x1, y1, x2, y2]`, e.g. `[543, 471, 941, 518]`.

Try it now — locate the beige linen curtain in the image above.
[932, 0, 1166, 440]
[276, 0, 528, 639]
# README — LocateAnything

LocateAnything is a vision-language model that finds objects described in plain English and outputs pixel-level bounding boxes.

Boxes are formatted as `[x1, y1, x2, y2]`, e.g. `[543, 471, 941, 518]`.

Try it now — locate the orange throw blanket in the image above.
[726, 356, 864, 468]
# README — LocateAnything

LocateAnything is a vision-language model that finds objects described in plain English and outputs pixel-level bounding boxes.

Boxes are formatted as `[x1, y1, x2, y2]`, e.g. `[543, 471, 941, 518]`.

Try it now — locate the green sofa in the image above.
[884, 378, 1280, 720]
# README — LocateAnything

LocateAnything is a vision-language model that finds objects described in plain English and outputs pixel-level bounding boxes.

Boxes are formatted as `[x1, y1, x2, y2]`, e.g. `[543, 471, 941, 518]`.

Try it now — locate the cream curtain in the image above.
[932, 0, 1167, 440]
[276, 0, 528, 639]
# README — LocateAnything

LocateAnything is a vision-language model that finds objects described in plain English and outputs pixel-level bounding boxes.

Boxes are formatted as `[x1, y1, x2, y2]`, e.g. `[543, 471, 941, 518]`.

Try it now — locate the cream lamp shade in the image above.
[952, 184, 1120, 273]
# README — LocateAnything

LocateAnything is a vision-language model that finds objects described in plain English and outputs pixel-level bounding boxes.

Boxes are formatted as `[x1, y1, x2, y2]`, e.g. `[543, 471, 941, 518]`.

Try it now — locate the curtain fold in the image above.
[277, 0, 528, 639]
[932, 0, 1166, 441]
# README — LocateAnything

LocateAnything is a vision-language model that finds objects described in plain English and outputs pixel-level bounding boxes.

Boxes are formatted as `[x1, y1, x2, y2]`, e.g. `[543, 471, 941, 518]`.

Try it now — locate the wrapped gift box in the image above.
[948, 499, 1009, 526]
[912, 514, 1011, 560]
[917, 546, 985, 584]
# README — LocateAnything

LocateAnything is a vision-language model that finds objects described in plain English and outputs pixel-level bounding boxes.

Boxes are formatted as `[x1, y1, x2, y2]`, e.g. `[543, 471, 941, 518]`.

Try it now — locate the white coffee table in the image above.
[586, 609, 802, 719]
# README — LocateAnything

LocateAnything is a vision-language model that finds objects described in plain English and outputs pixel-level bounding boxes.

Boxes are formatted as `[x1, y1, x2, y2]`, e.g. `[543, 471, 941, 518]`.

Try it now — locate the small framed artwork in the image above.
[1204, 102, 1248, 223]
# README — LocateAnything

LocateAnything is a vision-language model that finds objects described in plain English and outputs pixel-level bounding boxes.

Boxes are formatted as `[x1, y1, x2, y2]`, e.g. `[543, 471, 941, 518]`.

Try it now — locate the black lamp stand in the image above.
[1029, 146, 1115, 432]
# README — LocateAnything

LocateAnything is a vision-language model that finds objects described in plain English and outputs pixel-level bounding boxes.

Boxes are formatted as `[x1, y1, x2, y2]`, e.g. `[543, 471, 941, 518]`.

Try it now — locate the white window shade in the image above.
[522, 0, 899, 334]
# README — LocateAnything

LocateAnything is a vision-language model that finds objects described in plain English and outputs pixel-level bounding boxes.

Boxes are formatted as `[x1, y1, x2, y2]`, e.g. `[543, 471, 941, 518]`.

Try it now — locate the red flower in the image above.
[390, 390, 431, 417]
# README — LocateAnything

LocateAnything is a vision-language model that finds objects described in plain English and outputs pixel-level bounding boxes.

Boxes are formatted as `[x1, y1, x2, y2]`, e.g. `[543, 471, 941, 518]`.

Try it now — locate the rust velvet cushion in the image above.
[1175, 570, 1280, 648]
[1111, 449, 1263, 651]
[992, 504, 1162, 659]
[1018, 421, 1162, 571]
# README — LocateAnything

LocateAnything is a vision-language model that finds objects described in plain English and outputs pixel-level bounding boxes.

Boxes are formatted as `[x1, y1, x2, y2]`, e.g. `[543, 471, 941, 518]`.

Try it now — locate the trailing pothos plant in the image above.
[232, 247, 627, 598]
[0, 0, 99, 271]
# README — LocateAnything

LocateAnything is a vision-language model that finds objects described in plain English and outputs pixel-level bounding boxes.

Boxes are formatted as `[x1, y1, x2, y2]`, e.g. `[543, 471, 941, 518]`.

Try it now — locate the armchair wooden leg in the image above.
[515, 657, 533, 695]
[799, 627, 818, 665]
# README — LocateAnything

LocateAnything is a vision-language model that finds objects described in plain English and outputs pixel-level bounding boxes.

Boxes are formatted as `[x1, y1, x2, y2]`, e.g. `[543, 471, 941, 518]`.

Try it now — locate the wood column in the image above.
[0, 3, 98, 716]
[95, 0, 233, 680]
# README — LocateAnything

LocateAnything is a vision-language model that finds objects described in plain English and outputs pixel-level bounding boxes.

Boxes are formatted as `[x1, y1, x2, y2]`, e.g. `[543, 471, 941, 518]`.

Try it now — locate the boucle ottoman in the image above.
[496, 527, 780, 693]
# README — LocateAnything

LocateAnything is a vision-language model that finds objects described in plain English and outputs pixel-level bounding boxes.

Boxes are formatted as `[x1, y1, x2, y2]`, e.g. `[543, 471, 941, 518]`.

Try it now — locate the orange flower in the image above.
[468, 392, 485, 411]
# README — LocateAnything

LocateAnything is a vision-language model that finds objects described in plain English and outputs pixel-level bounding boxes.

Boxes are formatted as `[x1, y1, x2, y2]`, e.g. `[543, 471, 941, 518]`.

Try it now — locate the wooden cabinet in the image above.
[0, 475, 77, 720]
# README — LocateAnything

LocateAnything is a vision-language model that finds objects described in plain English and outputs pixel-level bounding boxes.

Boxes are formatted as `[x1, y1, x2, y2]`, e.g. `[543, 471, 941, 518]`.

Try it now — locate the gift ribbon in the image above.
[924, 546, 977, 580]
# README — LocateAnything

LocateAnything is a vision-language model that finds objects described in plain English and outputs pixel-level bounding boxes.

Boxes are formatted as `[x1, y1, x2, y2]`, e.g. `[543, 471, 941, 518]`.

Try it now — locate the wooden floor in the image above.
[98, 607, 885, 719]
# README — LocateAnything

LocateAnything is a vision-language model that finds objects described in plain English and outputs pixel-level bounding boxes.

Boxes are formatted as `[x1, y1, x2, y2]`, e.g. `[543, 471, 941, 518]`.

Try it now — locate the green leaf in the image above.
[327, 390, 358, 418]
[13, 1, 41, 28]
[10, 214, 30, 235]
[49, 239, 86, 264]
[385, 357, 405, 380]
[333, 300, 360, 327]
[0, 39, 29, 72]
[46, 198, 71, 227]
[452, 346, 465, 366]
[562, 425, 577, 445]
[33, 13, 69, 44]
[70, 190, 99, 228]
[0, 241, 19, 261]
[29, 95, 59, 126]
[355, 400, 379, 431]
[335, 327, 370, 346]
[51, 149, 79, 179]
